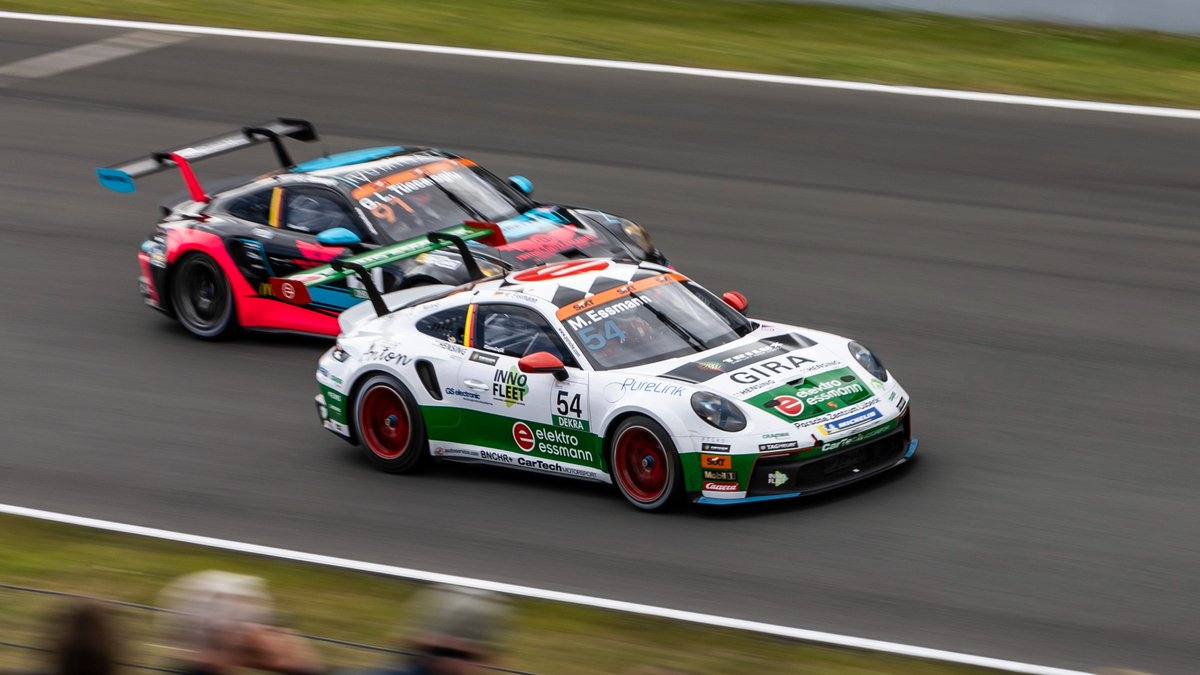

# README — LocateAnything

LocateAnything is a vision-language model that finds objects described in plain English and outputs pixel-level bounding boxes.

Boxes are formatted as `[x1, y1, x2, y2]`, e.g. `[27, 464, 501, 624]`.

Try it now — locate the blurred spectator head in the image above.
[156, 570, 274, 654]
[403, 585, 511, 674]
[155, 570, 321, 675]
[51, 601, 118, 675]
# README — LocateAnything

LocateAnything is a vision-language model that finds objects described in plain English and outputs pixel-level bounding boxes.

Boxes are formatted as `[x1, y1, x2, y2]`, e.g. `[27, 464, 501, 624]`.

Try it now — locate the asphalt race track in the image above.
[1, 18, 1198, 674]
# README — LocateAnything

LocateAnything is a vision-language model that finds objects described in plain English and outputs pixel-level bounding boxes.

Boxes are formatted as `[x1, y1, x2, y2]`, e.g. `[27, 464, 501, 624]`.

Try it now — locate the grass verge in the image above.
[4, 0, 1200, 108]
[0, 513, 989, 674]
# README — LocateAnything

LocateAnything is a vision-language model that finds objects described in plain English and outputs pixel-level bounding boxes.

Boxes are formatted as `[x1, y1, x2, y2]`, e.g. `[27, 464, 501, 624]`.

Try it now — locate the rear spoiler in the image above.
[96, 118, 317, 202]
[270, 222, 506, 318]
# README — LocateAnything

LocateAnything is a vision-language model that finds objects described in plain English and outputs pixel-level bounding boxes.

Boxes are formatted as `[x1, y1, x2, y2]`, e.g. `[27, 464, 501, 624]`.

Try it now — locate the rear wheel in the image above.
[170, 253, 236, 339]
[354, 375, 427, 473]
[609, 416, 683, 512]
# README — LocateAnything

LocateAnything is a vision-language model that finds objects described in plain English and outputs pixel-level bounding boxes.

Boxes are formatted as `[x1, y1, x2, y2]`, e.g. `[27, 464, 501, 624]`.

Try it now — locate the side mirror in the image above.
[507, 175, 534, 196]
[722, 291, 748, 313]
[316, 227, 362, 247]
[518, 351, 568, 381]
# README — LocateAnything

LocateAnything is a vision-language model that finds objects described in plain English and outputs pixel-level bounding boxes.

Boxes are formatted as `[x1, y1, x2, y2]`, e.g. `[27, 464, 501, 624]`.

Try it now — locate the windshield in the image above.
[556, 273, 753, 370]
[345, 158, 532, 240]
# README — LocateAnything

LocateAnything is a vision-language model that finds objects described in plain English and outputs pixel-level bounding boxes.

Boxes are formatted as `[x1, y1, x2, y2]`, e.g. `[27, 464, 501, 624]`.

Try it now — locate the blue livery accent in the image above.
[507, 175, 533, 195]
[308, 285, 361, 310]
[316, 227, 362, 247]
[292, 146, 405, 173]
[697, 493, 800, 506]
[905, 438, 919, 458]
[97, 168, 136, 193]
[825, 407, 882, 433]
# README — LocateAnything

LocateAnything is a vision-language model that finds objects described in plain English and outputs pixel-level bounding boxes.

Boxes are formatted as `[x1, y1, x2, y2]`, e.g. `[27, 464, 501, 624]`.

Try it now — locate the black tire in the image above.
[169, 253, 237, 339]
[608, 416, 684, 512]
[353, 375, 428, 473]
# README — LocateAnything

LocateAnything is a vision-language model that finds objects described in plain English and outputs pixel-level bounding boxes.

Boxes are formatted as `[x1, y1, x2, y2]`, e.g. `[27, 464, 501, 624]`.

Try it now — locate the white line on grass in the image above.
[0, 10, 1198, 121]
[1, 503, 1092, 675]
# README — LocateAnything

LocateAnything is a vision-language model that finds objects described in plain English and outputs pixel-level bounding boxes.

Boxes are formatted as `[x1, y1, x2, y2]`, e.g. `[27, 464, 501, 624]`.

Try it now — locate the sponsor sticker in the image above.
[751, 368, 872, 423]
[759, 440, 799, 452]
[363, 342, 412, 366]
[493, 368, 528, 407]
[819, 419, 897, 452]
[701, 455, 731, 470]
[619, 378, 683, 397]
[767, 470, 790, 487]
[703, 470, 738, 481]
[700, 442, 731, 453]
[469, 351, 499, 366]
[512, 422, 535, 451]
[553, 415, 589, 432]
[436, 342, 468, 356]
[480, 449, 515, 464]
[662, 335, 811, 383]
[445, 387, 485, 403]
[703, 482, 739, 492]
[823, 407, 883, 434]
[769, 395, 805, 417]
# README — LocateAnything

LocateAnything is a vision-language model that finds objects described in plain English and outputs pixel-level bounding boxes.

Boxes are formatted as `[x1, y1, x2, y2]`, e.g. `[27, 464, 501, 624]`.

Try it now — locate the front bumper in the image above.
[315, 391, 352, 439]
[694, 409, 916, 505]
[696, 437, 917, 505]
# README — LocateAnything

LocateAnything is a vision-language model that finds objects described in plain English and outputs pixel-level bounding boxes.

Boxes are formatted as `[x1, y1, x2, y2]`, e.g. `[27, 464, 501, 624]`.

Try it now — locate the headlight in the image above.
[848, 341, 887, 381]
[690, 391, 747, 432]
[621, 220, 654, 252]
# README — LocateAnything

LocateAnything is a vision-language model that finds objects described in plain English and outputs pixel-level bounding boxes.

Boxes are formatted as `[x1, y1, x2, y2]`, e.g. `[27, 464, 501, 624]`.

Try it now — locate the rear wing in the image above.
[270, 222, 506, 318]
[96, 118, 317, 202]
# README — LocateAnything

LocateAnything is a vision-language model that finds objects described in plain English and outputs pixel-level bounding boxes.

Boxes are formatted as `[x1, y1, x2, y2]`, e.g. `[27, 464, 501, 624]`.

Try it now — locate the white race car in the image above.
[287, 257, 916, 511]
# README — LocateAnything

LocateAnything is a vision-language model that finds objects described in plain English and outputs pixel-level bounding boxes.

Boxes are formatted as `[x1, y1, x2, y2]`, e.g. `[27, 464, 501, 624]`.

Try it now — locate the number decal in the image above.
[556, 390, 583, 417]
[603, 320, 627, 344]
[579, 320, 626, 351]
[578, 325, 604, 350]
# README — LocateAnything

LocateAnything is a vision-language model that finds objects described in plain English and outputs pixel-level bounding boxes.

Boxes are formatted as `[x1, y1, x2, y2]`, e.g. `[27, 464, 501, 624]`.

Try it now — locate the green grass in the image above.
[4, 0, 1200, 107]
[0, 514, 990, 674]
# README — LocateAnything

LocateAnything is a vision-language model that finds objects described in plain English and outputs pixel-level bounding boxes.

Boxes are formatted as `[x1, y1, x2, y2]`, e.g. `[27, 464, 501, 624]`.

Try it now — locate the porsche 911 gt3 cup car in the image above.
[289, 257, 917, 511]
[98, 118, 665, 339]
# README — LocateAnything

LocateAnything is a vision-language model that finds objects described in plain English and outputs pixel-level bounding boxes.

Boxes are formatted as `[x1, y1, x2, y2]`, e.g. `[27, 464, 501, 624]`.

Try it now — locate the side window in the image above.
[283, 187, 355, 234]
[416, 307, 467, 344]
[225, 189, 272, 226]
[474, 304, 577, 367]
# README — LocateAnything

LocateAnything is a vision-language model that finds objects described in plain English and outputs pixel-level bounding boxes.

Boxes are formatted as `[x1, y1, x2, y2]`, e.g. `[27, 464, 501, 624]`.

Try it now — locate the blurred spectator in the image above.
[382, 585, 511, 675]
[157, 570, 322, 675]
[50, 601, 118, 675]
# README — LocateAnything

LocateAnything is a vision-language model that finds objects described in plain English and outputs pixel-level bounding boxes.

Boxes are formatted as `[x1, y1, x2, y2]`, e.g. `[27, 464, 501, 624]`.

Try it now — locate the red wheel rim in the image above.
[614, 426, 669, 503]
[360, 386, 411, 460]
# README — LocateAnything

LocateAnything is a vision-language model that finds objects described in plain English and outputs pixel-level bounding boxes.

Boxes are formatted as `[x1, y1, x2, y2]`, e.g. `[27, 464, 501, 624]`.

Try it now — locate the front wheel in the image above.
[170, 253, 236, 339]
[609, 416, 683, 512]
[354, 375, 428, 473]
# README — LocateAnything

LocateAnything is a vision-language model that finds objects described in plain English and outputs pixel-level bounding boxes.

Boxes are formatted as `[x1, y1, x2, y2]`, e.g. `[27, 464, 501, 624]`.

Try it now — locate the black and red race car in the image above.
[98, 119, 666, 338]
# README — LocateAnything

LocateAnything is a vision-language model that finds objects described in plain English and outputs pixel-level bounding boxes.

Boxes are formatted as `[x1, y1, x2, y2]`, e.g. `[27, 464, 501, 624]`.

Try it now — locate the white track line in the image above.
[0, 10, 1198, 121]
[1, 503, 1091, 675]
[0, 30, 188, 82]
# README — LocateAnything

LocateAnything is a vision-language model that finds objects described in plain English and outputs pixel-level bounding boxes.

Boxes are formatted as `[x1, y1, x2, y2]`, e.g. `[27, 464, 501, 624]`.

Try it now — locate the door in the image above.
[446, 303, 606, 481]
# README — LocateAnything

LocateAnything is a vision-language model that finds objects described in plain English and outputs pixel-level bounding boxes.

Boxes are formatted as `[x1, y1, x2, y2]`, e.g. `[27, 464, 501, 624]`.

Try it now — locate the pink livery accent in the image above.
[296, 240, 345, 262]
[137, 252, 161, 307]
[165, 229, 340, 337]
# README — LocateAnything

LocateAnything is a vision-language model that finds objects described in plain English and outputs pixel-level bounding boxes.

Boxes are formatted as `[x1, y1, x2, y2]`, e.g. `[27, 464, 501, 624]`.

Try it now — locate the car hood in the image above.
[643, 327, 882, 425]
